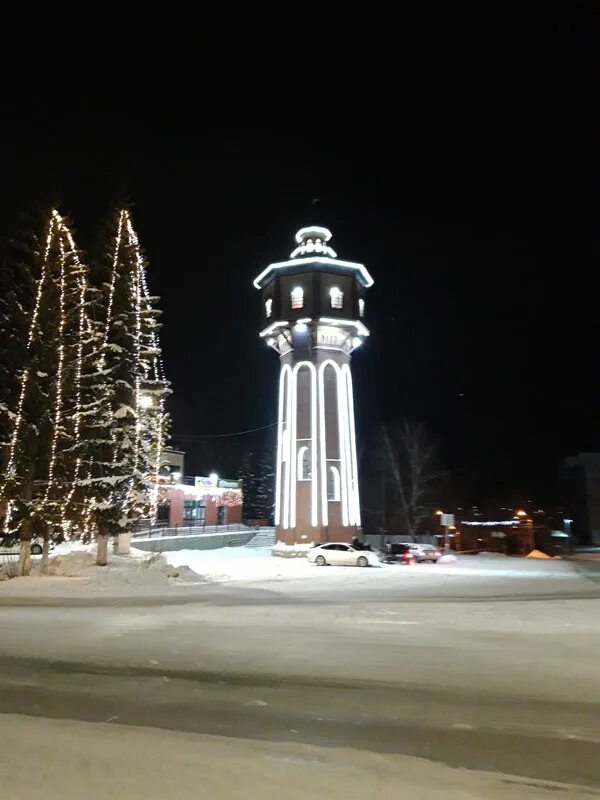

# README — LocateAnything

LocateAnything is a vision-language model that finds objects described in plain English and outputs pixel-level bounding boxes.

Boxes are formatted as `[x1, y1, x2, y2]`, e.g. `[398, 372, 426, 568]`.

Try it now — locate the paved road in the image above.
[1, 563, 599, 796]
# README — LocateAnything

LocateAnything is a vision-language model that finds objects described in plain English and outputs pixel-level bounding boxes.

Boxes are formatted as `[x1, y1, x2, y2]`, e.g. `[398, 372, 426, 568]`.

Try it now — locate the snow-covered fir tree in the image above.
[81, 207, 169, 563]
[0, 210, 87, 574]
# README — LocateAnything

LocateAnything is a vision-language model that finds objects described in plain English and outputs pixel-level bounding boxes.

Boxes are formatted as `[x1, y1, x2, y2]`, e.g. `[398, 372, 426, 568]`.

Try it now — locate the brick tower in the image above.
[254, 226, 373, 545]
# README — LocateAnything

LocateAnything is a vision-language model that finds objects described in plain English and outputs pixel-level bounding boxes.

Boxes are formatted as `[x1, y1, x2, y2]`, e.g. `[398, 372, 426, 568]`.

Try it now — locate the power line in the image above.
[171, 421, 278, 440]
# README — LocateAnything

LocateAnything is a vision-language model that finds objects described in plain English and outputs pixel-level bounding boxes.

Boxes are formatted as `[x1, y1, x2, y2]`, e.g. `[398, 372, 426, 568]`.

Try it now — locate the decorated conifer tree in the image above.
[0, 210, 87, 574]
[82, 207, 169, 564]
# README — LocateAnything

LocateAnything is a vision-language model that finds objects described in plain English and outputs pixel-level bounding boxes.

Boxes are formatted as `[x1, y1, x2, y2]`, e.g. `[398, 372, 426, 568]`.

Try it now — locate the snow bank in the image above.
[0, 543, 203, 596]
[165, 546, 313, 582]
[272, 541, 314, 558]
[437, 554, 458, 564]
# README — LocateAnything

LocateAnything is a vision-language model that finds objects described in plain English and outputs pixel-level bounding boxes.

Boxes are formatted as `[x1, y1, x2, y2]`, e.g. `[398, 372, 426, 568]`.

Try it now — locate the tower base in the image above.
[275, 525, 359, 547]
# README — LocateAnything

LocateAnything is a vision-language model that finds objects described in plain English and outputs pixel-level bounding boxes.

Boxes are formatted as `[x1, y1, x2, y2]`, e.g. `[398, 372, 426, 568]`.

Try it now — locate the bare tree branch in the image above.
[376, 419, 443, 536]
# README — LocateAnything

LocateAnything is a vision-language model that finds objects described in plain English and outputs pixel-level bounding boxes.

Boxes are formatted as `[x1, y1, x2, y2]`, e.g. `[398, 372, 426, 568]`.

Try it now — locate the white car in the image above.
[407, 543, 442, 563]
[308, 543, 380, 567]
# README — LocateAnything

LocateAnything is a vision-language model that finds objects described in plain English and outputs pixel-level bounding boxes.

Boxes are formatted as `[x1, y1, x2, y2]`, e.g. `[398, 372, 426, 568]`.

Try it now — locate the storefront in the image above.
[158, 474, 243, 528]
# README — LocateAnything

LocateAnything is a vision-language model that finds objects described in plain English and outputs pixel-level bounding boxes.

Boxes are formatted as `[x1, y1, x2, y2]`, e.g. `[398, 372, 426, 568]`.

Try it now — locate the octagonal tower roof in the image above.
[253, 226, 374, 290]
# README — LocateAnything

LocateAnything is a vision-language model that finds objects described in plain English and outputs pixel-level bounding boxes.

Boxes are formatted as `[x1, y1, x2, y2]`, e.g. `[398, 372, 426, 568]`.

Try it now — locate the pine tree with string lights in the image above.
[0, 210, 87, 574]
[0, 221, 37, 522]
[81, 207, 169, 564]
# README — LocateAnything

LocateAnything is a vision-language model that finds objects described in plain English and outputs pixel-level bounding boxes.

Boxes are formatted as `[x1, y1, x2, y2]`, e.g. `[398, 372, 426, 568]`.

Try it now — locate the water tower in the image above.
[254, 226, 373, 545]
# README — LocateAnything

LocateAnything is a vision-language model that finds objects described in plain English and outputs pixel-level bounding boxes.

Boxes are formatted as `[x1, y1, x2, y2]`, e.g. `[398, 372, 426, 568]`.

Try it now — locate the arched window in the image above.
[329, 286, 343, 309]
[291, 286, 304, 309]
[358, 298, 365, 317]
[265, 298, 273, 318]
[327, 465, 341, 501]
[297, 446, 311, 480]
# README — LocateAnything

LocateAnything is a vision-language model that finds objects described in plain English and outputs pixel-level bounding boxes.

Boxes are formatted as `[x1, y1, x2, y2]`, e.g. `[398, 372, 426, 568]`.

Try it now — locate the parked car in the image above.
[379, 543, 415, 564]
[407, 543, 442, 563]
[308, 543, 380, 567]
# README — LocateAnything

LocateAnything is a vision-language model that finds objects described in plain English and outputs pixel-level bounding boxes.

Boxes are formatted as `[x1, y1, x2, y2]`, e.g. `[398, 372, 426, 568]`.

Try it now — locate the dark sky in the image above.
[1, 3, 598, 506]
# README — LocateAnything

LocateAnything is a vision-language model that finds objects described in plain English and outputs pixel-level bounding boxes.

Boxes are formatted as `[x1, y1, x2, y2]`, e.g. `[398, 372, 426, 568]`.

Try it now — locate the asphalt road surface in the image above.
[1, 560, 599, 798]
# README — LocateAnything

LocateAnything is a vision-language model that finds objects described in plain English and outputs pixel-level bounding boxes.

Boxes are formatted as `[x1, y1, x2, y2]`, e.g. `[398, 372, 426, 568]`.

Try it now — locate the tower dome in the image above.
[290, 226, 337, 259]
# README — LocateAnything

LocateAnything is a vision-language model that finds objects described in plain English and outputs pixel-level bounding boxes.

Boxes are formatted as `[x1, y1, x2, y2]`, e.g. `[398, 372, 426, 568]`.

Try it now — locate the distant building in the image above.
[159, 448, 185, 481]
[164, 476, 243, 527]
[562, 453, 600, 545]
[155, 449, 243, 527]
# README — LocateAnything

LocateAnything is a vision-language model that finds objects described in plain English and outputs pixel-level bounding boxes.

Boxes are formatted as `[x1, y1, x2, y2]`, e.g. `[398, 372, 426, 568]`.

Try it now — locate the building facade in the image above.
[562, 453, 600, 545]
[156, 455, 243, 528]
[254, 226, 373, 545]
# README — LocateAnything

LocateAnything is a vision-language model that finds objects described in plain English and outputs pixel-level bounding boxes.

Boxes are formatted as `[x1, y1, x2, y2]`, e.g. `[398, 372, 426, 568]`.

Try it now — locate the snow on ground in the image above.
[0, 540, 592, 599]
[165, 546, 584, 583]
[1, 713, 583, 800]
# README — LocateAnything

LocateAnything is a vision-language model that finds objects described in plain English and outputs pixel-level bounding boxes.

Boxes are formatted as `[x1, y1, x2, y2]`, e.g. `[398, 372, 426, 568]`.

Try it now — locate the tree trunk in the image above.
[41, 523, 50, 575]
[96, 530, 109, 566]
[18, 525, 31, 577]
[17, 480, 34, 576]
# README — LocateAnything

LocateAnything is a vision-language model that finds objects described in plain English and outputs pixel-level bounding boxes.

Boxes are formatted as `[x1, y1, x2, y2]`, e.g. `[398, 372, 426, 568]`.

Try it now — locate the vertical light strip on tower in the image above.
[282, 365, 292, 529]
[318, 362, 329, 527]
[343, 365, 361, 526]
[342, 369, 354, 525]
[333, 361, 350, 527]
[274, 366, 287, 526]
[289, 366, 298, 529]
[310, 364, 318, 527]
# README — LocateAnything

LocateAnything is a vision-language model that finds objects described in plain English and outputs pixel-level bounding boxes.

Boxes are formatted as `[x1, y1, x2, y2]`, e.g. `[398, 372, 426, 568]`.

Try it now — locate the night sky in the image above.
[2, 4, 598, 507]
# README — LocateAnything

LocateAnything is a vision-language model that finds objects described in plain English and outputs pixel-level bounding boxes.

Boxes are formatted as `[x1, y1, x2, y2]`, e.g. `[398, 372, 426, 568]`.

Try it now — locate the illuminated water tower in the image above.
[254, 226, 373, 545]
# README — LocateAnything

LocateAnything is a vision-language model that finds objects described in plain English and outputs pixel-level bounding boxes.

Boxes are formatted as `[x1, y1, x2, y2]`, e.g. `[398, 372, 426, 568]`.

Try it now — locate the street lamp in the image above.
[514, 509, 534, 552]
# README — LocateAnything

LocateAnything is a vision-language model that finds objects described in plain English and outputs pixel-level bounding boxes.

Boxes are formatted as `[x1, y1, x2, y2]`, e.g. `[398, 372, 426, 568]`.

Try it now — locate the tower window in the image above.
[358, 298, 365, 317]
[291, 286, 304, 310]
[265, 298, 272, 318]
[327, 465, 341, 501]
[330, 287, 343, 309]
[297, 446, 311, 480]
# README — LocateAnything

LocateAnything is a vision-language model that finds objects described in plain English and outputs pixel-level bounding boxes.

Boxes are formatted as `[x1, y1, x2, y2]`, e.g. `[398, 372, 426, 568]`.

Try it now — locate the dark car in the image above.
[380, 543, 415, 564]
